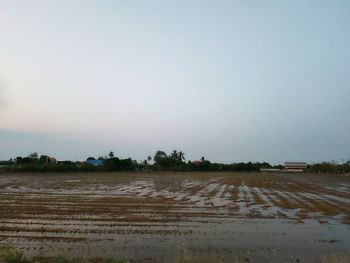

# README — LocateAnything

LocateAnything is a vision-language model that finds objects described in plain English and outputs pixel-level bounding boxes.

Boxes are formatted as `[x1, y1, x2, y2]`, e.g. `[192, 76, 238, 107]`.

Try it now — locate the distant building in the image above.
[191, 160, 202, 165]
[86, 159, 104, 166]
[284, 162, 308, 172]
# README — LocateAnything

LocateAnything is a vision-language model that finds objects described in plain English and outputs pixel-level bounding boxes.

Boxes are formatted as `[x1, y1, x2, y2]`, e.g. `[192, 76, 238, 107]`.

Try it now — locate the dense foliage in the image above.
[0, 151, 349, 174]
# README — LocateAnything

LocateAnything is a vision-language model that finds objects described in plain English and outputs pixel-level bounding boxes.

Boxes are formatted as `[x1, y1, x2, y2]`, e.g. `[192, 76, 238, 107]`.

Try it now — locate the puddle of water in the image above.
[2, 218, 349, 263]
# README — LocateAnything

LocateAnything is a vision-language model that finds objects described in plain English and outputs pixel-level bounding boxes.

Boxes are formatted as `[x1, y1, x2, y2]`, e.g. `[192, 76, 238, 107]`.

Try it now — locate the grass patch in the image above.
[0, 244, 129, 263]
[0, 244, 244, 263]
[320, 254, 350, 263]
[175, 247, 243, 263]
[0, 244, 31, 263]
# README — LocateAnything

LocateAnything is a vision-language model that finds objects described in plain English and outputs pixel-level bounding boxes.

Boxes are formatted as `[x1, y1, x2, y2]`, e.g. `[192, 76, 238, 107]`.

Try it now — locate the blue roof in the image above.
[86, 159, 104, 166]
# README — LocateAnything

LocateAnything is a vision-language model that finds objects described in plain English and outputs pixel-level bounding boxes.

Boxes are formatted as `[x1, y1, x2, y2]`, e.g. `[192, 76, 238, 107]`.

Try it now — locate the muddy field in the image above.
[0, 172, 349, 262]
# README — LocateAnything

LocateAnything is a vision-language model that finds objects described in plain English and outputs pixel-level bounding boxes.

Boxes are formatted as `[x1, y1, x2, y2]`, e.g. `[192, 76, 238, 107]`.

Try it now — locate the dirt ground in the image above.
[0, 172, 349, 262]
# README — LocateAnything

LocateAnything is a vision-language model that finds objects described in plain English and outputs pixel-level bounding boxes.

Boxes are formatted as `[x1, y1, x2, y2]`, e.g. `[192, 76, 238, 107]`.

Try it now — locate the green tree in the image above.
[178, 151, 185, 162]
[29, 152, 38, 160]
[154, 151, 167, 163]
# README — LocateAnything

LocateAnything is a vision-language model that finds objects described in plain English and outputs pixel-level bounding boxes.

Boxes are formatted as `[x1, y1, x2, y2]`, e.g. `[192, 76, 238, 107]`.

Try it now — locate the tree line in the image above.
[0, 150, 349, 173]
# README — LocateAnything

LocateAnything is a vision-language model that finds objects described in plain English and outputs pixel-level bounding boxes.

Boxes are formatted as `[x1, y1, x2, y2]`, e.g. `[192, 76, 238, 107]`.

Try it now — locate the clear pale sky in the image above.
[0, 0, 349, 164]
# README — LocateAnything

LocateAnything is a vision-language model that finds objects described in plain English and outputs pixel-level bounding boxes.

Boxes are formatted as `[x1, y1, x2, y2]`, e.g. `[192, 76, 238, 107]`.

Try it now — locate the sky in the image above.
[0, 0, 349, 164]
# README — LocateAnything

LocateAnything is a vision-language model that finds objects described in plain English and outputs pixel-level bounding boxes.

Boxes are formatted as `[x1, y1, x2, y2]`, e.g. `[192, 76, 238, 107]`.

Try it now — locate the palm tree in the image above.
[178, 151, 185, 162]
[169, 150, 177, 162]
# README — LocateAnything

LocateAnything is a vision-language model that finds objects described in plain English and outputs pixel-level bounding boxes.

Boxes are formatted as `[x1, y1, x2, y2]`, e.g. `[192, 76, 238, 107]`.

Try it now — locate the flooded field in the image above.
[0, 172, 349, 262]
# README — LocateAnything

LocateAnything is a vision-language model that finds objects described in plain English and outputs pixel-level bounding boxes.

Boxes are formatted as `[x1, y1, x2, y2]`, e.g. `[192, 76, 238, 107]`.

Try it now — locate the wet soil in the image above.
[0, 172, 349, 262]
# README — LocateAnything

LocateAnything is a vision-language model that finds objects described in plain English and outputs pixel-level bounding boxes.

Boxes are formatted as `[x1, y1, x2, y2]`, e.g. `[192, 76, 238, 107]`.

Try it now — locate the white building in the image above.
[284, 162, 308, 172]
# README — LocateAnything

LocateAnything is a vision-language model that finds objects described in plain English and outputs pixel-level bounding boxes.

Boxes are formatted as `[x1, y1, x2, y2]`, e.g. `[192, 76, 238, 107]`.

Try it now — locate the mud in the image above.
[0, 172, 349, 262]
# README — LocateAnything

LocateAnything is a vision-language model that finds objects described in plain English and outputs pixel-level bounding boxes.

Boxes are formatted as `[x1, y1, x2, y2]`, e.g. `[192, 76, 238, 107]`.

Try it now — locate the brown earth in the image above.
[0, 172, 349, 262]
